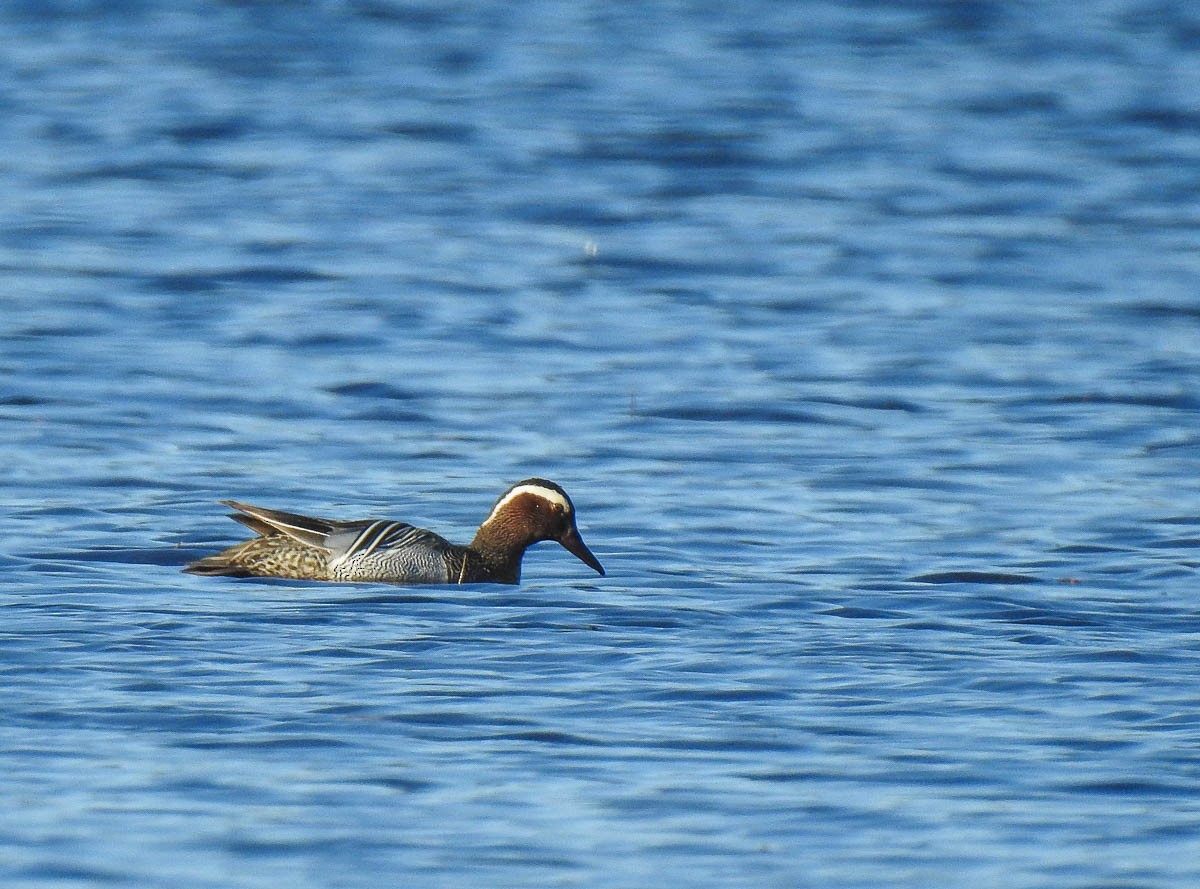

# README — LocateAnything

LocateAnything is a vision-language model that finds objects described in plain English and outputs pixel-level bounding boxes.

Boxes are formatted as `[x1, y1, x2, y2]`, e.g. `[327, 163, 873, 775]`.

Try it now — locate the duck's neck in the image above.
[464, 523, 533, 584]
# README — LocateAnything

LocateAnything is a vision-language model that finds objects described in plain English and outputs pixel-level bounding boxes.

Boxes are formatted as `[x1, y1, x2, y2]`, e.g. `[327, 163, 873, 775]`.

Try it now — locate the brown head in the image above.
[474, 478, 604, 576]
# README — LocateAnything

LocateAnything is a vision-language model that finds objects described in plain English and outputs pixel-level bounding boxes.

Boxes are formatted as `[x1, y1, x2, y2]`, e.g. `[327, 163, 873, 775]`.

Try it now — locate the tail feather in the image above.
[220, 500, 334, 549]
[182, 553, 256, 577]
[229, 513, 277, 536]
[182, 500, 338, 579]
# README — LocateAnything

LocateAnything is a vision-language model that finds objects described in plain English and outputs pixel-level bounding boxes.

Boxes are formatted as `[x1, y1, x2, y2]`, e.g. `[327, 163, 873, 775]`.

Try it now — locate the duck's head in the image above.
[480, 478, 604, 576]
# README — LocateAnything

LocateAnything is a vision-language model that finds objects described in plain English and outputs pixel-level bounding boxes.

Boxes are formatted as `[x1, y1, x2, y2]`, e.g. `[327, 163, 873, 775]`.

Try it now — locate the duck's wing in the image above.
[324, 520, 454, 569]
[218, 502, 458, 577]
[221, 500, 339, 550]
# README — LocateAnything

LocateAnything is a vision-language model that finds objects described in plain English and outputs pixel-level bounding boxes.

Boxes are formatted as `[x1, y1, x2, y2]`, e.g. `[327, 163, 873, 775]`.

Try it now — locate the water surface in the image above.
[3, 2, 1200, 887]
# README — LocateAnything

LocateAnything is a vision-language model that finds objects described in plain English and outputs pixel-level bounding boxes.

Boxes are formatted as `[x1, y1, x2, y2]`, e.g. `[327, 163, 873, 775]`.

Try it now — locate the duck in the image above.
[183, 478, 604, 585]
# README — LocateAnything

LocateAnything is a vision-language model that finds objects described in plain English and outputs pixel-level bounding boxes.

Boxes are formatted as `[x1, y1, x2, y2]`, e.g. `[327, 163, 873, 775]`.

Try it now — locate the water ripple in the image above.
[3, 2, 1200, 888]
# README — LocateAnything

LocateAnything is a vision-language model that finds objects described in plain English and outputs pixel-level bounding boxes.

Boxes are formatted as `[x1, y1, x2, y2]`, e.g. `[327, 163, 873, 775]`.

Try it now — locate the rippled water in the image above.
[4, 2, 1200, 887]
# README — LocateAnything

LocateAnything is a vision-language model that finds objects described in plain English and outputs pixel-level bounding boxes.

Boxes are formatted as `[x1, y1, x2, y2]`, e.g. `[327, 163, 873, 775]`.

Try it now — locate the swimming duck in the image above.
[183, 478, 604, 585]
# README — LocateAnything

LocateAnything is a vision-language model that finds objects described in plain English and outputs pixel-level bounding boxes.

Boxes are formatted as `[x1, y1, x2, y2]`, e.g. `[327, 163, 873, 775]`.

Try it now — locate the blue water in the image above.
[4, 1, 1200, 886]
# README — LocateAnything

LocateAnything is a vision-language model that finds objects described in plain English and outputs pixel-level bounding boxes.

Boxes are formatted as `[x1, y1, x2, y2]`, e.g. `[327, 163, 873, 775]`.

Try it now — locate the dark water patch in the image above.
[873, 765, 983, 788]
[14, 864, 131, 884]
[569, 251, 773, 279]
[1054, 778, 1196, 798]
[157, 392, 321, 420]
[326, 381, 424, 400]
[1118, 106, 1200, 133]
[813, 472, 976, 494]
[363, 775, 435, 793]
[962, 90, 1064, 117]
[504, 201, 643, 227]
[44, 546, 191, 567]
[232, 611, 349, 629]
[641, 736, 803, 753]
[737, 769, 824, 783]
[312, 703, 377, 717]
[188, 438, 288, 453]
[1026, 391, 1200, 410]
[1145, 566, 1198, 580]
[1146, 537, 1200, 549]
[1009, 633, 1062, 645]
[793, 721, 881, 740]
[856, 582, 937, 594]
[387, 710, 533, 729]
[382, 119, 476, 143]
[589, 612, 690, 630]
[644, 686, 791, 703]
[3, 326, 97, 340]
[53, 159, 226, 183]
[23, 560, 126, 576]
[99, 708, 251, 734]
[396, 276, 507, 298]
[995, 610, 1098, 628]
[483, 616, 601, 631]
[1147, 820, 1200, 841]
[1073, 649, 1154, 663]
[967, 676, 1052, 693]
[896, 619, 985, 634]
[1118, 300, 1200, 321]
[488, 730, 603, 746]
[1051, 544, 1129, 554]
[178, 736, 351, 750]
[1099, 707, 1166, 724]
[653, 174, 760, 200]
[237, 330, 387, 349]
[345, 406, 432, 422]
[1046, 735, 1139, 753]
[574, 128, 763, 168]
[1150, 515, 1200, 526]
[1151, 712, 1200, 730]
[817, 605, 908, 619]
[480, 592, 602, 609]
[117, 679, 177, 692]
[175, 571, 328, 592]
[222, 836, 341, 857]
[294, 646, 382, 660]
[161, 116, 254, 142]
[910, 572, 1041, 585]
[346, 1, 457, 26]
[81, 475, 196, 489]
[644, 404, 837, 424]
[935, 159, 1079, 188]
[0, 394, 64, 406]
[305, 655, 418, 673]
[805, 395, 926, 413]
[332, 592, 458, 606]
[142, 272, 226, 294]
[155, 776, 258, 797]
[748, 596, 824, 615]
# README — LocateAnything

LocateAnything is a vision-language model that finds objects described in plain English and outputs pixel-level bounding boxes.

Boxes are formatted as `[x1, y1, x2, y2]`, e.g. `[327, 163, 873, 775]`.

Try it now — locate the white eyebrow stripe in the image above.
[483, 484, 570, 525]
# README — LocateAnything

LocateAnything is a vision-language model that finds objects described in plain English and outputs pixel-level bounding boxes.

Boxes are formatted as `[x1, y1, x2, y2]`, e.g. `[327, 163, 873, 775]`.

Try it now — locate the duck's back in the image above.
[185, 507, 462, 584]
[325, 520, 459, 584]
